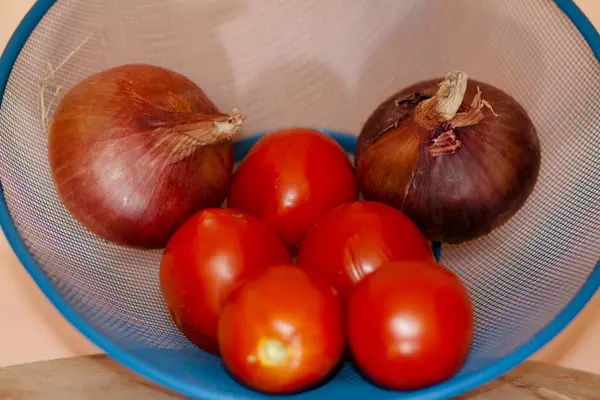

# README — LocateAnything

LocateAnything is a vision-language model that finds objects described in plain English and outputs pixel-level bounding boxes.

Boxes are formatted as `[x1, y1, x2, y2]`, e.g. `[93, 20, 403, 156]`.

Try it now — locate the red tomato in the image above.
[159, 208, 290, 355]
[296, 201, 434, 297]
[228, 128, 358, 251]
[347, 261, 473, 390]
[218, 265, 345, 394]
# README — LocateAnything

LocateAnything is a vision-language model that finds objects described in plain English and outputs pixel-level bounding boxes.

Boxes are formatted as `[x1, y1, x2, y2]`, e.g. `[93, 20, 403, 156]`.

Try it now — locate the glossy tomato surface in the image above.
[228, 128, 358, 251]
[297, 201, 434, 297]
[347, 261, 473, 390]
[159, 208, 290, 355]
[218, 265, 345, 394]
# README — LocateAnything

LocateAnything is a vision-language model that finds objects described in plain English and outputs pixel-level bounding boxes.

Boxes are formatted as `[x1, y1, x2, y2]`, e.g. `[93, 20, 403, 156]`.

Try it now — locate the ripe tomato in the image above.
[228, 128, 358, 251]
[347, 261, 473, 390]
[159, 208, 290, 355]
[218, 265, 345, 394]
[296, 201, 434, 297]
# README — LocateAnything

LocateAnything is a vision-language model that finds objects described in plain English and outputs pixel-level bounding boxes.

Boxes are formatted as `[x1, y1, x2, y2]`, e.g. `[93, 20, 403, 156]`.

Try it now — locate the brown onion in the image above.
[49, 64, 244, 249]
[356, 71, 541, 244]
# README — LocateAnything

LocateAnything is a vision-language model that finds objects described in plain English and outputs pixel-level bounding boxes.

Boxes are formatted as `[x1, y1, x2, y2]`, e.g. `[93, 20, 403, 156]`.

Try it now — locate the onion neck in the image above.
[415, 71, 468, 128]
[149, 109, 245, 165]
[185, 109, 246, 144]
[433, 71, 468, 121]
[414, 71, 496, 157]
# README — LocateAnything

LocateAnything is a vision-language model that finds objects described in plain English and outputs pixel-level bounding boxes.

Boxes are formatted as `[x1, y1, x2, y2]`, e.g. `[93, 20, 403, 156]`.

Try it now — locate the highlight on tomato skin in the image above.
[346, 260, 474, 391]
[159, 208, 291, 355]
[296, 200, 435, 298]
[217, 264, 345, 395]
[227, 127, 359, 252]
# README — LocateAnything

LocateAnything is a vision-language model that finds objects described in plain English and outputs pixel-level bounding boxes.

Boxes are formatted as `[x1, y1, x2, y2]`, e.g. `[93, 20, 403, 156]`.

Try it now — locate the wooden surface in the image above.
[2, 0, 600, 377]
[0, 356, 599, 399]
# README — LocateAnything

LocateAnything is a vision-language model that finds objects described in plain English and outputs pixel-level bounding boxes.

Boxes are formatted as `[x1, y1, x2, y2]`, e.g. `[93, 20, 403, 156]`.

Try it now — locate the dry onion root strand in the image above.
[39, 36, 93, 131]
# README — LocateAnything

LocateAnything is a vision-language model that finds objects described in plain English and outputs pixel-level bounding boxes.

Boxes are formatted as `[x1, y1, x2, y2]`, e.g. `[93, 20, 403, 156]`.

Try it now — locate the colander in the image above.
[1, 0, 600, 399]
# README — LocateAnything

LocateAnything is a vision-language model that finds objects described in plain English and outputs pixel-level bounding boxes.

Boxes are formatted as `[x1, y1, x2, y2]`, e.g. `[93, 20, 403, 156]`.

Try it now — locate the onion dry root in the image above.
[356, 71, 541, 244]
[49, 64, 245, 249]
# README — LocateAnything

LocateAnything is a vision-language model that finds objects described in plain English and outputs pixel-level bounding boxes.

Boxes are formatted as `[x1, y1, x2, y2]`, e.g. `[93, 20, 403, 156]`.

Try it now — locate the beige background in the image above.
[1, 0, 600, 373]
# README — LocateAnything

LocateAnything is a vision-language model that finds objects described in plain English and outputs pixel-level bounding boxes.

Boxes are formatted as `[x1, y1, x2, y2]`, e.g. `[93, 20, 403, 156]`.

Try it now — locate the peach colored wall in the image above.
[1, 0, 599, 373]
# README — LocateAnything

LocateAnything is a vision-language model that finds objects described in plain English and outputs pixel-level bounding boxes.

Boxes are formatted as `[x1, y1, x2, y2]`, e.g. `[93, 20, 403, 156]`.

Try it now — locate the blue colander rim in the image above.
[1, 1, 599, 399]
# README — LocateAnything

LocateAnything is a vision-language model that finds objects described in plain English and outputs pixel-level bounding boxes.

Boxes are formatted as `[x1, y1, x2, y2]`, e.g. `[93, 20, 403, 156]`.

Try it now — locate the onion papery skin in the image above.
[49, 64, 240, 249]
[356, 74, 541, 244]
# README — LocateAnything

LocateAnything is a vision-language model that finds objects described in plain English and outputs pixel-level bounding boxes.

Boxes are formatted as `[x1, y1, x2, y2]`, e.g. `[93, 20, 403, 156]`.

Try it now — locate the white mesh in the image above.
[0, 0, 599, 398]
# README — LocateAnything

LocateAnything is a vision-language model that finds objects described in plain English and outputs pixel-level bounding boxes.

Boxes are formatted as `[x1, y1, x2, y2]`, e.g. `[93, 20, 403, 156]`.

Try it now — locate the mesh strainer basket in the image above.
[1, 0, 600, 399]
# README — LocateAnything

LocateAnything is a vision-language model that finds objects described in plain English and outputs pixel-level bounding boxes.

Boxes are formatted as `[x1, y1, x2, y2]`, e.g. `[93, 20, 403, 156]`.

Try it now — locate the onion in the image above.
[356, 71, 541, 244]
[48, 64, 245, 249]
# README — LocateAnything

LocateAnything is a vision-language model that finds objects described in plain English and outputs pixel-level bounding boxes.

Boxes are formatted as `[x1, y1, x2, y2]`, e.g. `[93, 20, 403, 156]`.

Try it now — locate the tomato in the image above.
[159, 208, 290, 355]
[347, 261, 473, 390]
[218, 265, 345, 394]
[296, 201, 434, 297]
[228, 128, 358, 251]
